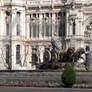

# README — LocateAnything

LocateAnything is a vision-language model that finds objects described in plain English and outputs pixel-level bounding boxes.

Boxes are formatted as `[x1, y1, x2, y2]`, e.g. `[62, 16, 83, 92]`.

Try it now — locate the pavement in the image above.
[0, 87, 92, 92]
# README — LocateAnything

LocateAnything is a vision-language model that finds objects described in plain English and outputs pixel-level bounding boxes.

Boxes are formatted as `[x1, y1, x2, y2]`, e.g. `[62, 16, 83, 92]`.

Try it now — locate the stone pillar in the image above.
[52, 13, 56, 37]
[39, 46, 44, 63]
[49, 13, 51, 38]
[66, 11, 69, 37]
[31, 14, 33, 40]
[70, 21, 73, 36]
[0, 44, 7, 70]
[26, 15, 30, 40]
[0, 10, 6, 37]
[26, 45, 31, 69]
[11, 43, 16, 70]
[21, 44, 25, 67]
[49, 13, 52, 38]
[36, 14, 38, 39]
[56, 13, 58, 36]
[26, 45, 32, 70]
[39, 13, 43, 39]
[11, 11, 17, 36]
[20, 10, 26, 40]
[44, 14, 46, 39]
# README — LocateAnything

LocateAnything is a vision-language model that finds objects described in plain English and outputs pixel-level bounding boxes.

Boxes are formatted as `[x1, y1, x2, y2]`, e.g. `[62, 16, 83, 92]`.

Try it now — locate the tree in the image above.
[62, 64, 76, 87]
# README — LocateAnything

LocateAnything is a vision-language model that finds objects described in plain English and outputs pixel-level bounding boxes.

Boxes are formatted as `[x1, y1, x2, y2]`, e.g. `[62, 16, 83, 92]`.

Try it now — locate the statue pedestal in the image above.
[74, 63, 86, 71]
[16, 66, 28, 70]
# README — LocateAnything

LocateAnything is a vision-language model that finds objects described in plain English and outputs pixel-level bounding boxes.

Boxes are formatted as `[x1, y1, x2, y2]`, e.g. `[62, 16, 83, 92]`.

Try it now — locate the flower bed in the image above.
[1, 84, 92, 88]
[74, 85, 92, 88]
[0, 84, 58, 88]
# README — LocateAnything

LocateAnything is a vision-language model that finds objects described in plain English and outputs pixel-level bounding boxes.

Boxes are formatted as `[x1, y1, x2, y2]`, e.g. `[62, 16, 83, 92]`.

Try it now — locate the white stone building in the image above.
[0, 0, 91, 70]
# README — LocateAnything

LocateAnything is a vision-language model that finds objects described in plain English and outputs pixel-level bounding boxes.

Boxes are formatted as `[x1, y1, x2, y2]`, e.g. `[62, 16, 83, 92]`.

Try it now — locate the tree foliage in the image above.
[62, 64, 76, 87]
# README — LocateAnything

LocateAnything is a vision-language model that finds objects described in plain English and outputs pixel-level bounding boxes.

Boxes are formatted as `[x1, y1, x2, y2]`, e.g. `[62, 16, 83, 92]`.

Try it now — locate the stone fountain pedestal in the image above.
[74, 63, 86, 71]
[16, 66, 28, 70]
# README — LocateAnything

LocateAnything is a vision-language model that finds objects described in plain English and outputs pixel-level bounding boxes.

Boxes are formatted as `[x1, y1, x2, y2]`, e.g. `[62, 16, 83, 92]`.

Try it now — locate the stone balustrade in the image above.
[0, 0, 72, 6]
[0, 0, 92, 6]
[75, 0, 92, 4]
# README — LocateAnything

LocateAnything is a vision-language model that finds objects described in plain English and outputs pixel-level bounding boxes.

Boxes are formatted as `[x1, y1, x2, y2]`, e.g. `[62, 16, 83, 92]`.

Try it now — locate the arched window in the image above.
[58, 12, 66, 37]
[72, 21, 76, 35]
[16, 45, 21, 64]
[30, 14, 39, 38]
[86, 46, 90, 52]
[43, 49, 51, 62]
[16, 12, 21, 36]
[6, 45, 10, 64]
[17, 12, 20, 16]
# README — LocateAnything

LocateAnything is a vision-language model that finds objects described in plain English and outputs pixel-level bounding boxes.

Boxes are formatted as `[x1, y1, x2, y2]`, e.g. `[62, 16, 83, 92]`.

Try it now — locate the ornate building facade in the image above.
[0, 0, 91, 70]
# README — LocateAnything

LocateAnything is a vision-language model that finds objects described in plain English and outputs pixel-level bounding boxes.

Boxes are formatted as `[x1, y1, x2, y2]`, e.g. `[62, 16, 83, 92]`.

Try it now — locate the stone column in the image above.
[11, 11, 17, 36]
[56, 13, 58, 36]
[39, 13, 43, 39]
[44, 14, 46, 39]
[31, 14, 33, 40]
[69, 21, 73, 36]
[11, 43, 16, 70]
[66, 11, 69, 37]
[49, 13, 52, 37]
[52, 13, 56, 37]
[26, 15, 30, 40]
[39, 46, 44, 63]
[0, 10, 6, 37]
[0, 44, 7, 70]
[36, 14, 38, 39]
[26, 45, 32, 69]
[21, 44, 25, 67]
[49, 13, 51, 38]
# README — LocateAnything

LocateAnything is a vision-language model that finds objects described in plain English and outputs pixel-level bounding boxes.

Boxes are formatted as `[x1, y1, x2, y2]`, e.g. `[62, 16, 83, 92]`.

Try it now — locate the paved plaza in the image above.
[0, 87, 92, 92]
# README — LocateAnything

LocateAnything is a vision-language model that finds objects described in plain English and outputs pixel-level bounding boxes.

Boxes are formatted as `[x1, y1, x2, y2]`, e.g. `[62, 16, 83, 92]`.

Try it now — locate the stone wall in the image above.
[0, 71, 91, 85]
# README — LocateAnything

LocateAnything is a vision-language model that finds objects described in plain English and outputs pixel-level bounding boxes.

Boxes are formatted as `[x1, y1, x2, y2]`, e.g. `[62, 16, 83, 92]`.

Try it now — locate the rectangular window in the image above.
[6, 45, 10, 64]
[16, 45, 21, 64]
[33, 22, 36, 37]
[73, 22, 76, 35]
[62, 23, 66, 36]
[16, 24, 20, 36]
[46, 22, 49, 37]
[6, 24, 9, 36]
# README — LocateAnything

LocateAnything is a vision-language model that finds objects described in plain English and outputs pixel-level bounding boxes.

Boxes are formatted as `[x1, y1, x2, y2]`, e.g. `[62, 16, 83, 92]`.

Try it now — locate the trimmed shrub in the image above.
[62, 64, 76, 87]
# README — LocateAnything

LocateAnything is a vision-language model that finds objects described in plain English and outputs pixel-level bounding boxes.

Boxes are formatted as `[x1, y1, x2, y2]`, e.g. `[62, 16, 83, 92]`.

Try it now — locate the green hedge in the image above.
[62, 65, 76, 87]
